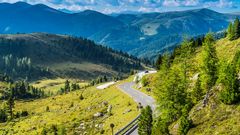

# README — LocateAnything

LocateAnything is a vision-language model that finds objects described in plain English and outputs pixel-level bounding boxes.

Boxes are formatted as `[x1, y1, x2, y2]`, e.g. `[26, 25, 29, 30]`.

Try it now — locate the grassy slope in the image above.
[139, 37, 240, 134]
[133, 74, 157, 98]
[0, 79, 139, 135]
[31, 78, 88, 94]
[187, 38, 240, 135]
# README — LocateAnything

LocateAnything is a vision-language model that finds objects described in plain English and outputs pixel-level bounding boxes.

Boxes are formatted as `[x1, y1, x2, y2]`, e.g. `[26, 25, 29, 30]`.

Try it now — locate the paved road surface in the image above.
[118, 82, 155, 110]
[118, 82, 155, 135]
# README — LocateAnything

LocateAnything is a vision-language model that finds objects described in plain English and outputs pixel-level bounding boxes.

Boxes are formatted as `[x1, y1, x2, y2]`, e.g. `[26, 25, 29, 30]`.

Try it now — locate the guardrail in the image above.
[115, 114, 141, 135]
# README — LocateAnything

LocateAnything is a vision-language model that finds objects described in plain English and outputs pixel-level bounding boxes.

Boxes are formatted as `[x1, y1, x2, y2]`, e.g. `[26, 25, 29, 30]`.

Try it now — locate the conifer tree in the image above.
[192, 77, 203, 104]
[7, 87, 14, 119]
[155, 54, 163, 70]
[227, 22, 234, 40]
[218, 61, 239, 104]
[178, 107, 192, 135]
[233, 18, 240, 40]
[64, 80, 70, 93]
[201, 33, 218, 93]
[138, 105, 153, 135]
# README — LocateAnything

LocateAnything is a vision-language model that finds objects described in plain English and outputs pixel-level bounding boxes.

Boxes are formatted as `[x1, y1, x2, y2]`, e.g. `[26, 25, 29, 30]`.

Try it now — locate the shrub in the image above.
[41, 127, 48, 135]
[46, 106, 50, 112]
[0, 109, 8, 123]
[50, 125, 58, 135]
[69, 102, 74, 108]
[100, 129, 105, 134]
[178, 115, 192, 135]
[141, 76, 149, 87]
[21, 110, 29, 117]
[79, 94, 84, 100]
[15, 112, 21, 118]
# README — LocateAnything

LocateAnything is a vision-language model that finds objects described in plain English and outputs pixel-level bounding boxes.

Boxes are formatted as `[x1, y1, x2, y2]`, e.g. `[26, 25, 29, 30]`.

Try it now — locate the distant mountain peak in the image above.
[13, 1, 31, 6]
[29, 3, 63, 14]
[81, 10, 103, 15]
[193, 8, 219, 13]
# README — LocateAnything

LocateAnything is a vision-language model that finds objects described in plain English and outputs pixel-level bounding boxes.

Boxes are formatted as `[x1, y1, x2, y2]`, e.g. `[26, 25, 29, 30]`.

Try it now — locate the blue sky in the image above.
[1, 0, 240, 14]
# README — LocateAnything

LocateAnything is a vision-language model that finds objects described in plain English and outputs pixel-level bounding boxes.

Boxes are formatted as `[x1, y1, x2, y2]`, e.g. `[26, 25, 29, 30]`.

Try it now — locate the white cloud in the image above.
[218, 0, 233, 8]
[0, 0, 237, 13]
[204, 0, 233, 8]
[162, 0, 180, 7]
[183, 0, 199, 6]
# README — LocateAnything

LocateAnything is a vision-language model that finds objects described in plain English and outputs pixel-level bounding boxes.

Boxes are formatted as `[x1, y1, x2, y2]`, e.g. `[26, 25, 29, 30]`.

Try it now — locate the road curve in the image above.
[117, 82, 156, 135]
[118, 82, 155, 110]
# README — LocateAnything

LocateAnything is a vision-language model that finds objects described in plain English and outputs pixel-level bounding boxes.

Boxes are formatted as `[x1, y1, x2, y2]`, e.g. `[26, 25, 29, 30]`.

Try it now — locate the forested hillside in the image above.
[0, 33, 144, 80]
[138, 18, 240, 135]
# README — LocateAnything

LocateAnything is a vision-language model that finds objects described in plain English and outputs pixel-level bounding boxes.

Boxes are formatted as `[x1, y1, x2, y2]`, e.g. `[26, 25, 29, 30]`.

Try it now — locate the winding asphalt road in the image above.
[117, 81, 156, 135]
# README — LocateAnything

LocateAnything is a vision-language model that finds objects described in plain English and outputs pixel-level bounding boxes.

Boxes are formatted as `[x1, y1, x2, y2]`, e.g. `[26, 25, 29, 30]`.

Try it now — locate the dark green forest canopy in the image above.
[0, 33, 146, 80]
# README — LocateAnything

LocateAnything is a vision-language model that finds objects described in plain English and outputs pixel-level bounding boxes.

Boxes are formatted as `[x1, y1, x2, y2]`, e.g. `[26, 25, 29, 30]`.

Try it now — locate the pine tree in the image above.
[7, 87, 14, 119]
[218, 61, 239, 104]
[178, 107, 192, 135]
[64, 80, 70, 93]
[138, 105, 153, 135]
[233, 18, 240, 40]
[201, 33, 218, 93]
[160, 53, 171, 71]
[151, 117, 169, 135]
[192, 77, 203, 104]
[227, 22, 234, 40]
[233, 51, 240, 71]
[155, 54, 162, 70]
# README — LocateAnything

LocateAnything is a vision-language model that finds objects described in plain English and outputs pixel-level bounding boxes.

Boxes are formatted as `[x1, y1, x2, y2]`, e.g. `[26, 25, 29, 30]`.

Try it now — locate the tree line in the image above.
[0, 54, 51, 80]
[59, 80, 81, 94]
[50, 36, 144, 73]
[0, 74, 46, 123]
[227, 18, 240, 40]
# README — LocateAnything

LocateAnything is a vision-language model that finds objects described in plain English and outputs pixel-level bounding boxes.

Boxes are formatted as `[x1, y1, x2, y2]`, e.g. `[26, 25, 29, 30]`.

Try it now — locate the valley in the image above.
[0, 2, 238, 58]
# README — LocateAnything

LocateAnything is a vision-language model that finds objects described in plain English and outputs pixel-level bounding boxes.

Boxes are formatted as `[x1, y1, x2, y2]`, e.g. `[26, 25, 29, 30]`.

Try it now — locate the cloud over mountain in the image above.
[0, 0, 238, 13]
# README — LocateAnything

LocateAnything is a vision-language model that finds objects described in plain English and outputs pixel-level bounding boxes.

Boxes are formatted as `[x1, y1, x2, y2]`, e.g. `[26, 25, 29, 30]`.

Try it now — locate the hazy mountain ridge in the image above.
[0, 2, 122, 37]
[96, 8, 235, 58]
[0, 2, 238, 58]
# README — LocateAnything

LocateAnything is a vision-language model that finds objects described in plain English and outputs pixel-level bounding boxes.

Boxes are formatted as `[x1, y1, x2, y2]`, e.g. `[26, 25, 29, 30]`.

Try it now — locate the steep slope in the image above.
[0, 33, 143, 80]
[187, 38, 240, 135]
[137, 37, 240, 134]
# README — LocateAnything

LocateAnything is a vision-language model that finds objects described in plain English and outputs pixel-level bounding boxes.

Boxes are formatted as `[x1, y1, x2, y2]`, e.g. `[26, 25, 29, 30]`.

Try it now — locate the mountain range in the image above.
[0, 2, 238, 58]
